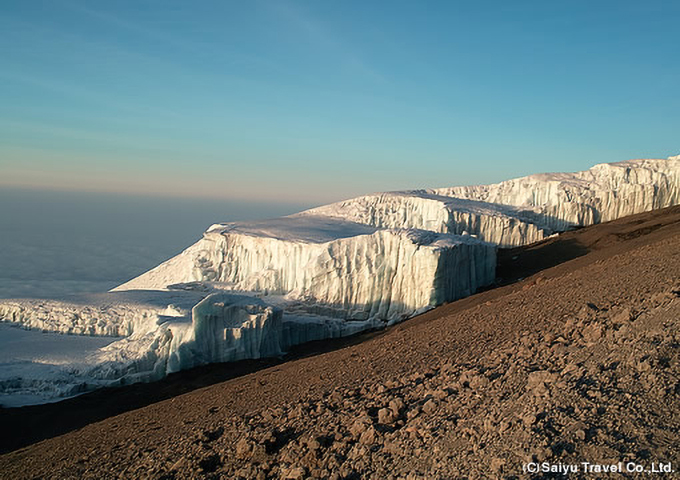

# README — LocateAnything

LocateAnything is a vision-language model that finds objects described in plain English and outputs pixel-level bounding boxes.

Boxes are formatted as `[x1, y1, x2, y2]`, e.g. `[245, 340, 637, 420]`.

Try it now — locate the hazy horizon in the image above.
[0, 187, 311, 299]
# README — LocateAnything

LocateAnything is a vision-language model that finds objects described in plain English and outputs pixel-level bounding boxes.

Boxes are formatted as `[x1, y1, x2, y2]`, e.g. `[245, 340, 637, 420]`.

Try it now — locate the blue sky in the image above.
[1, 0, 678, 204]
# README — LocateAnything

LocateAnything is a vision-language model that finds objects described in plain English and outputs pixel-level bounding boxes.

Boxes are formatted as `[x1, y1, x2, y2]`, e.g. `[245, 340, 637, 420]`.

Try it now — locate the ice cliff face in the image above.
[297, 157, 680, 243]
[115, 216, 497, 323]
[1, 155, 678, 406]
[90, 293, 285, 382]
[433, 158, 680, 231]
[297, 192, 551, 247]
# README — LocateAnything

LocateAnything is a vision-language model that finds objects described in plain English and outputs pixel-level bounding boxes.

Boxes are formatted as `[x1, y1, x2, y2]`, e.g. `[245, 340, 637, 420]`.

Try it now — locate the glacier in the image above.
[433, 157, 680, 231]
[0, 155, 678, 406]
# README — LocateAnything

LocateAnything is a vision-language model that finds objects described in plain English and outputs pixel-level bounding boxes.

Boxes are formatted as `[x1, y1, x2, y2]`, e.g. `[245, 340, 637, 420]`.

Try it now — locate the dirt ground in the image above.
[1, 206, 679, 479]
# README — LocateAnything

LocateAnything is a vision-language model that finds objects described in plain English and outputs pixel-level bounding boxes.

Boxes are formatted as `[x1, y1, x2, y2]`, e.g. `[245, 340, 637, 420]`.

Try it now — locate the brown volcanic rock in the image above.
[1, 206, 680, 479]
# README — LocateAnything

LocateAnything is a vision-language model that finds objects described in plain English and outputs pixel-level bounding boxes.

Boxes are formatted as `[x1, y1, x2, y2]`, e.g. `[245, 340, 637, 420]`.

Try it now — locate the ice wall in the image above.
[298, 192, 550, 247]
[115, 216, 497, 323]
[190, 293, 283, 363]
[433, 157, 680, 230]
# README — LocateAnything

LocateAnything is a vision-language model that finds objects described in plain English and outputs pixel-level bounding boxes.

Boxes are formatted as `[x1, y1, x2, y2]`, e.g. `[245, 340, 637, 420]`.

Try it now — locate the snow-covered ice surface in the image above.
[0, 290, 203, 336]
[0, 324, 118, 407]
[1, 156, 678, 406]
